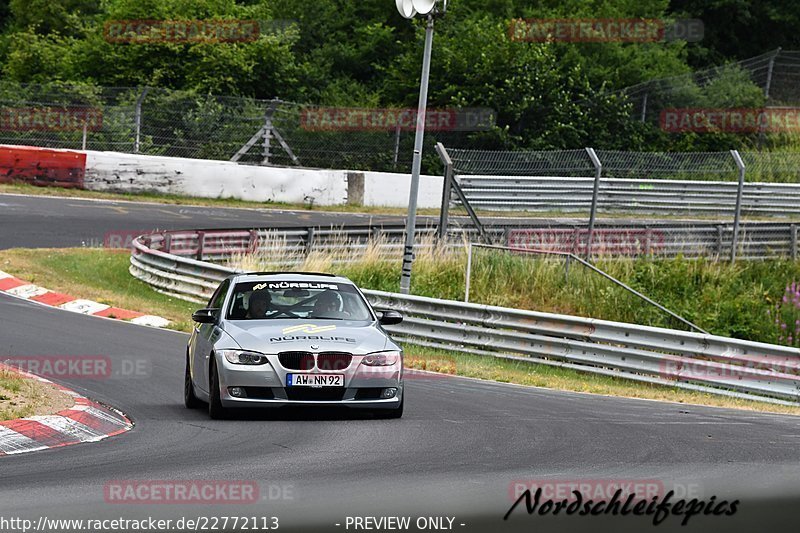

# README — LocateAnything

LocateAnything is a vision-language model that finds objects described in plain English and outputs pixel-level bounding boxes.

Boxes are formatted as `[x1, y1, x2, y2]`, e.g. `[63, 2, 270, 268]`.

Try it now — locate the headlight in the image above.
[362, 351, 401, 366]
[219, 350, 269, 366]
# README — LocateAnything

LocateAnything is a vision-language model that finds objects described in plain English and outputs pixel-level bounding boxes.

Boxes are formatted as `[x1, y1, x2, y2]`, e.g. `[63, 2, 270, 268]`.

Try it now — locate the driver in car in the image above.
[246, 290, 272, 319]
[311, 290, 346, 318]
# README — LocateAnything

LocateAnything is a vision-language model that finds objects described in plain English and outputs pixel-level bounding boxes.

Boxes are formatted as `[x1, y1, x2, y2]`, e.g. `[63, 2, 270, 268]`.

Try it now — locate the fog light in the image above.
[229, 387, 245, 398]
[381, 388, 397, 399]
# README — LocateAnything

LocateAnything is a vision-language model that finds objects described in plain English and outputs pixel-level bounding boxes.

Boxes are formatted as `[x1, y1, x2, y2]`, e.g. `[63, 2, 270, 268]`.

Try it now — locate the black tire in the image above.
[374, 396, 403, 419]
[208, 358, 228, 420]
[184, 354, 201, 409]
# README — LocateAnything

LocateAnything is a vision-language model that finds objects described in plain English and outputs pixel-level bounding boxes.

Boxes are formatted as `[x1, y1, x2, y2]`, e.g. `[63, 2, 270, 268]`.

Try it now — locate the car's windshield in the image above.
[226, 280, 373, 321]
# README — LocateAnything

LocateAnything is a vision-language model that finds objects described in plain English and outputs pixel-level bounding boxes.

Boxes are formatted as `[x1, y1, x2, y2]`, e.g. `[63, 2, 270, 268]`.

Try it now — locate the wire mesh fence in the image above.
[441, 145, 800, 262]
[603, 48, 797, 124]
[3, 50, 800, 173]
[0, 82, 482, 173]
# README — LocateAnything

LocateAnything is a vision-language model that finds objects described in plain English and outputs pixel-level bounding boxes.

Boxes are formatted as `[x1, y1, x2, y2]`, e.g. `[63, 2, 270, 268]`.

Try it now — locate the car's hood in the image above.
[222, 319, 397, 355]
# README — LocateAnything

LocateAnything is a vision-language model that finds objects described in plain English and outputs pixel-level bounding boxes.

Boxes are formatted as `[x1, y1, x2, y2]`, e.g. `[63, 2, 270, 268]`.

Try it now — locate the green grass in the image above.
[0, 248, 197, 331]
[336, 251, 800, 347]
[2, 247, 800, 415]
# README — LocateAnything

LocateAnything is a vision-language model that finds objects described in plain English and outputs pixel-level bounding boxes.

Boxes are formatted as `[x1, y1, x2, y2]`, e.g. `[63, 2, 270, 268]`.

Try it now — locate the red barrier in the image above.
[0, 145, 87, 188]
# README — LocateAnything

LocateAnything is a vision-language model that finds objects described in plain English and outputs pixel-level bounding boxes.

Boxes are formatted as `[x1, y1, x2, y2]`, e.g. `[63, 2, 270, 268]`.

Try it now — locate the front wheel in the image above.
[208, 358, 228, 420]
[184, 354, 201, 409]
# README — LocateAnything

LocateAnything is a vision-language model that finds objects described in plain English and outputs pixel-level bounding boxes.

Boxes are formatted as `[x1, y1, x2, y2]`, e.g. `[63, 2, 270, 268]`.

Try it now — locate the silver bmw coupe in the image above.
[185, 272, 404, 419]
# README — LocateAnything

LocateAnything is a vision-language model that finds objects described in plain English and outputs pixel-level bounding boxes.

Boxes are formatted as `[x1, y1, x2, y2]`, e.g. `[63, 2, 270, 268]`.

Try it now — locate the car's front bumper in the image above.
[216, 353, 403, 409]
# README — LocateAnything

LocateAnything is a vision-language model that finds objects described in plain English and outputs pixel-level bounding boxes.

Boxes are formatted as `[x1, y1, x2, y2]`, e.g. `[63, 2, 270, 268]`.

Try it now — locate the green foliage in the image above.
[0, 0, 790, 153]
[341, 251, 800, 346]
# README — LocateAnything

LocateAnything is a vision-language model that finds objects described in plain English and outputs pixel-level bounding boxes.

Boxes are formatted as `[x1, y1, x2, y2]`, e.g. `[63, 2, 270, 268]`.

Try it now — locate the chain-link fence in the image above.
[2, 50, 800, 172]
[0, 83, 484, 173]
[440, 146, 800, 262]
[598, 48, 798, 124]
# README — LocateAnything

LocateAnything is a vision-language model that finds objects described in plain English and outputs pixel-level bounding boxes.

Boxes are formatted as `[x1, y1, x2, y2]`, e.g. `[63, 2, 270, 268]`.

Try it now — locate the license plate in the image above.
[286, 374, 344, 387]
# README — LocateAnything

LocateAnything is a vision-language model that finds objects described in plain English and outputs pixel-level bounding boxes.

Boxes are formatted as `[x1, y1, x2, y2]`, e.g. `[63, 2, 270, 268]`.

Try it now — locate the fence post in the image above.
[585, 147, 602, 261]
[81, 120, 88, 150]
[133, 87, 149, 153]
[757, 48, 781, 150]
[730, 150, 746, 263]
[640, 93, 648, 123]
[393, 124, 402, 170]
[262, 100, 278, 165]
[435, 142, 454, 241]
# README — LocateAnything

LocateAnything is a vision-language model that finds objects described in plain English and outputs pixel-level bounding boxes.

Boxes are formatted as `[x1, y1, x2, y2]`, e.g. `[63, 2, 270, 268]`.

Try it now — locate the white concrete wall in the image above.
[84, 151, 349, 206]
[1, 144, 444, 208]
[362, 171, 444, 209]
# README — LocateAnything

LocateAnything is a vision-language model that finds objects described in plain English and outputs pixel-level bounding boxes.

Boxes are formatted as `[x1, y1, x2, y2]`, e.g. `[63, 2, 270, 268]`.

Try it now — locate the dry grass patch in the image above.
[0, 366, 74, 421]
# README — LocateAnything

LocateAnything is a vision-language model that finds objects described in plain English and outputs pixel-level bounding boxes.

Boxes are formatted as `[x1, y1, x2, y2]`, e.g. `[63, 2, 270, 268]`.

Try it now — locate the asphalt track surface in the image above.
[2, 193, 800, 532]
[0, 193, 410, 249]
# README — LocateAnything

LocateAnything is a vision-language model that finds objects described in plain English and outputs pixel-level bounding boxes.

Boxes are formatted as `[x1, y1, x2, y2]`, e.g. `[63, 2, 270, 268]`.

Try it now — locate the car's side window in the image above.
[208, 280, 230, 312]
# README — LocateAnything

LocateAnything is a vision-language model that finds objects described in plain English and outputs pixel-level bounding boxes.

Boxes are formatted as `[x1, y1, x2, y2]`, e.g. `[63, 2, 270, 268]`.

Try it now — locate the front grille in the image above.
[278, 352, 315, 371]
[316, 352, 352, 371]
[285, 388, 346, 401]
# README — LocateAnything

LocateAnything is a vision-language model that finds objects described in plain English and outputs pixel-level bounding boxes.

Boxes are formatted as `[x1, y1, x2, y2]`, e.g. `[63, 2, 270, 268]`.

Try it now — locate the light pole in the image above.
[396, 0, 447, 294]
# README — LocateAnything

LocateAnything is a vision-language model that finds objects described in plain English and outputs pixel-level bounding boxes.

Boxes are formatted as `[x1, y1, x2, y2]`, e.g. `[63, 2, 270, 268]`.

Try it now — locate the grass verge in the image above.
[0, 366, 73, 421]
[1, 247, 798, 415]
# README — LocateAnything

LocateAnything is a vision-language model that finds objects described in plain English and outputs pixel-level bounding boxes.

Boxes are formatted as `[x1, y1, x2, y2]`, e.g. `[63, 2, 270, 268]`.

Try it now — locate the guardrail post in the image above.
[196, 231, 205, 261]
[305, 227, 316, 256]
[645, 226, 653, 256]
[716, 225, 725, 258]
[248, 230, 258, 253]
[792, 224, 798, 261]
[730, 150, 746, 263]
[585, 147, 602, 261]
[435, 142, 454, 242]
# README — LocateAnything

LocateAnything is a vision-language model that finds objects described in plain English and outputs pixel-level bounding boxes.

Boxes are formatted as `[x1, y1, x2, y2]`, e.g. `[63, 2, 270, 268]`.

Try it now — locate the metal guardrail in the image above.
[130, 229, 800, 405]
[128, 222, 800, 264]
[456, 176, 800, 216]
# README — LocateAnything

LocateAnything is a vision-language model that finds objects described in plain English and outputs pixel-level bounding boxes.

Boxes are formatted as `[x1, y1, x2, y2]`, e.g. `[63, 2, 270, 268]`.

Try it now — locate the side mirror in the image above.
[192, 308, 219, 324]
[378, 310, 403, 326]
